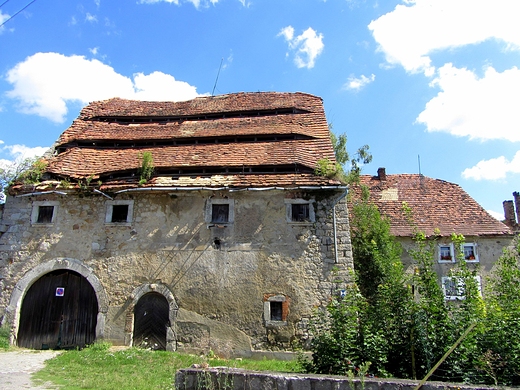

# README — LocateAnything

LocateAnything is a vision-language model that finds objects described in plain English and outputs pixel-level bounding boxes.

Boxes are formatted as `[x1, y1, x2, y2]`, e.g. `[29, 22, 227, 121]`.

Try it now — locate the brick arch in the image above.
[125, 283, 178, 351]
[3, 258, 108, 346]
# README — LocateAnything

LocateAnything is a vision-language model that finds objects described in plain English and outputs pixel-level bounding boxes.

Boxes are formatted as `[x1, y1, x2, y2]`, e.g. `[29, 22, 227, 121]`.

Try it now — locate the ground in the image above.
[0, 350, 60, 390]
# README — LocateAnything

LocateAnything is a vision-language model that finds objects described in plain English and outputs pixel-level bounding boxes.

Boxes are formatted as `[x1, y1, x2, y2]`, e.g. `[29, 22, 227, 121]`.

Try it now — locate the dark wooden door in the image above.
[17, 270, 98, 350]
[133, 292, 169, 350]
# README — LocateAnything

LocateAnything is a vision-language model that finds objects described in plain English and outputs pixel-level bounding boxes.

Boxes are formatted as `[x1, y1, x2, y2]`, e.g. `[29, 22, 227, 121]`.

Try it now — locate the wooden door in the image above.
[17, 270, 98, 350]
[133, 292, 169, 350]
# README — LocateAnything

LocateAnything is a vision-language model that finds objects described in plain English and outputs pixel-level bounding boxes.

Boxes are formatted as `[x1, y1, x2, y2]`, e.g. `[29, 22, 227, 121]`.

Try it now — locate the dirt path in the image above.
[0, 350, 61, 390]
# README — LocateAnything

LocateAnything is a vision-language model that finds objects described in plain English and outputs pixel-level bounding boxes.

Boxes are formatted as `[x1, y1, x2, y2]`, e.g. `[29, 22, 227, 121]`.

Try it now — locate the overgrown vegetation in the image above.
[0, 324, 11, 349]
[0, 156, 45, 202]
[303, 193, 520, 386]
[315, 129, 371, 184]
[138, 151, 154, 185]
[32, 343, 302, 390]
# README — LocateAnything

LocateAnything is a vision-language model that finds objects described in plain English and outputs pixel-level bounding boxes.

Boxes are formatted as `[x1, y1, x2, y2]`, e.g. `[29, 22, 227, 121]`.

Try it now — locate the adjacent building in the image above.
[0, 92, 353, 355]
[349, 168, 514, 299]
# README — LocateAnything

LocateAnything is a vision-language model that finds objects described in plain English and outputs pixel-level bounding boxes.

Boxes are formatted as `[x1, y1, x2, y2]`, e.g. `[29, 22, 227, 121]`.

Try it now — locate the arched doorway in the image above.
[133, 292, 169, 350]
[17, 270, 98, 350]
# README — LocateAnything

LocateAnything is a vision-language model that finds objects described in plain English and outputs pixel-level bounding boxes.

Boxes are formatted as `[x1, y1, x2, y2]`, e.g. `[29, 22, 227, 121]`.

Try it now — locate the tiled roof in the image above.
[349, 172, 512, 237]
[34, 92, 341, 190]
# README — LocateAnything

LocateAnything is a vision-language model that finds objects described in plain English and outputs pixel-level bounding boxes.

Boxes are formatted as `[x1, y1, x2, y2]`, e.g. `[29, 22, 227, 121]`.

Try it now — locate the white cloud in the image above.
[138, 0, 236, 7]
[416, 64, 520, 141]
[462, 151, 520, 181]
[487, 209, 504, 221]
[369, 0, 520, 75]
[1, 10, 10, 33]
[0, 143, 49, 163]
[5, 52, 203, 123]
[278, 26, 324, 69]
[85, 13, 98, 23]
[344, 74, 375, 91]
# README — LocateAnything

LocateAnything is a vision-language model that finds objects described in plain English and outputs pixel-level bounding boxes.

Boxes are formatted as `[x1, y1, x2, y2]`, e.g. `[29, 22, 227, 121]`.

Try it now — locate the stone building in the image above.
[349, 168, 514, 299]
[0, 92, 353, 355]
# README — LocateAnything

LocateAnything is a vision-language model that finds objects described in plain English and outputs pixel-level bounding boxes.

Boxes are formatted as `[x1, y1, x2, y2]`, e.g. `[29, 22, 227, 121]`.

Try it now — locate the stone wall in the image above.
[0, 188, 353, 353]
[175, 368, 504, 390]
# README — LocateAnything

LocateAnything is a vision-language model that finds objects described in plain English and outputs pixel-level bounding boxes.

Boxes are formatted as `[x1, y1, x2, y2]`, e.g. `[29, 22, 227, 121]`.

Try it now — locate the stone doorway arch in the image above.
[3, 258, 108, 347]
[126, 283, 178, 351]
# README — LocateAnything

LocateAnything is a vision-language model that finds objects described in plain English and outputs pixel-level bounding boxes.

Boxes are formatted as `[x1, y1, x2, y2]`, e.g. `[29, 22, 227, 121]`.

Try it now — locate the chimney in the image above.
[514, 192, 520, 226]
[377, 167, 386, 181]
[503, 200, 516, 227]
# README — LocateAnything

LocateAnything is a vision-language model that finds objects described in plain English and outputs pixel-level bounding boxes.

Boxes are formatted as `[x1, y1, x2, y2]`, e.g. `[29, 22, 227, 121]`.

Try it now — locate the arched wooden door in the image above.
[17, 270, 98, 350]
[133, 292, 169, 350]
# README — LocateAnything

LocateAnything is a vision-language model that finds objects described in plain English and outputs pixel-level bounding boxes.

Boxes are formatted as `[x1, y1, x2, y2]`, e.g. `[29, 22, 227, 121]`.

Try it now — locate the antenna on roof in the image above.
[418, 154, 422, 176]
[211, 58, 224, 97]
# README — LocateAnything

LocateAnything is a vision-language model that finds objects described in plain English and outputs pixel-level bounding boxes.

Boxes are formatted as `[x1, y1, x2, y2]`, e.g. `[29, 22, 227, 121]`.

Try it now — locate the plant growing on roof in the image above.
[0, 157, 46, 202]
[138, 151, 154, 185]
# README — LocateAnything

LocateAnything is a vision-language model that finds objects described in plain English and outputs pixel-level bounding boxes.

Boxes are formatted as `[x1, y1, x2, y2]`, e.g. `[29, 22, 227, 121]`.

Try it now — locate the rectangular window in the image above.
[463, 243, 479, 262]
[291, 204, 310, 222]
[31, 201, 59, 225]
[105, 200, 134, 225]
[36, 206, 54, 223]
[442, 276, 482, 300]
[438, 244, 455, 263]
[111, 204, 129, 223]
[285, 198, 315, 223]
[212, 204, 229, 223]
[270, 301, 283, 321]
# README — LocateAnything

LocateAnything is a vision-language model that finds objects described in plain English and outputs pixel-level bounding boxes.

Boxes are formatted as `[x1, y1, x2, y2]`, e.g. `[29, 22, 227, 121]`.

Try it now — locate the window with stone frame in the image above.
[285, 198, 315, 223]
[105, 200, 134, 224]
[264, 294, 289, 326]
[205, 197, 234, 225]
[31, 201, 59, 225]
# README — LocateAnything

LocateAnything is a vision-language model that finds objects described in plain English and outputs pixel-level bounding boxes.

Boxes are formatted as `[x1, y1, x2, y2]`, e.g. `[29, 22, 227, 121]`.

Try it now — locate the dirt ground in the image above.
[0, 350, 61, 390]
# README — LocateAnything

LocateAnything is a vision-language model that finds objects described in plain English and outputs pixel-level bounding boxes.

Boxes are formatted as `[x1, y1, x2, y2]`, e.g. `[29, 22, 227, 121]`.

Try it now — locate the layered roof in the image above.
[36, 92, 341, 190]
[349, 169, 511, 237]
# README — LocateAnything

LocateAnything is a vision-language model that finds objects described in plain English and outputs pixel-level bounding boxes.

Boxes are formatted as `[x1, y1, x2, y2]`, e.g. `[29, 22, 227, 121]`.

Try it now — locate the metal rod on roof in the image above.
[211, 58, 224, 96]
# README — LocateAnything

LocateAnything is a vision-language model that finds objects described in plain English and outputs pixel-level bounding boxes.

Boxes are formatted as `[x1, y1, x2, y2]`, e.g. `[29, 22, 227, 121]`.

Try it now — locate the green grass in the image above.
[33, 343, 303, 390]
[0, 325, 10, 350]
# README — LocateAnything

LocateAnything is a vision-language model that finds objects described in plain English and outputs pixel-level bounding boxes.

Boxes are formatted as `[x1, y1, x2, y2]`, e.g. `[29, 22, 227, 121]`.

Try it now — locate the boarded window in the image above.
[291, 203, 310, 222]
[36, 206, 54, 223]
[212, 204, 229, 223]
[111, 204, 129, 223]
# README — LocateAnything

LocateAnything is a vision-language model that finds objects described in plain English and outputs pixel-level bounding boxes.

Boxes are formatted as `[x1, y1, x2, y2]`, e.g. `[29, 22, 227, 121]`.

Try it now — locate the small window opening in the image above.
[270, 301, 283, 321]
[111, 204, 129, 223]
[213, 238, 221, 250]
[212, 204, 229, 223]
[37, 206, 54, 223]
[291, 204, 310, 222]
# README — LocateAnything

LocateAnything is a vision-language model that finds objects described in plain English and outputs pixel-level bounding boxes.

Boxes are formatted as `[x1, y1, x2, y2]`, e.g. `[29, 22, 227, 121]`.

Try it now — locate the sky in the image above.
[1, 0, 519, 220]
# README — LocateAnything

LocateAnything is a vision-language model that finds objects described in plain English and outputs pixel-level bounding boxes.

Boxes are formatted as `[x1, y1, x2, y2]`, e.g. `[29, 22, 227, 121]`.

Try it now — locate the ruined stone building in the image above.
[349, 168, 514, 300]
[0, 92, 352, 355]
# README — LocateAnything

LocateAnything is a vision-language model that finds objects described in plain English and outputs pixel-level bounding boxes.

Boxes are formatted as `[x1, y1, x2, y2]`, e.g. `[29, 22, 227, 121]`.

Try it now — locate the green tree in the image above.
[0, 156, 45, 203]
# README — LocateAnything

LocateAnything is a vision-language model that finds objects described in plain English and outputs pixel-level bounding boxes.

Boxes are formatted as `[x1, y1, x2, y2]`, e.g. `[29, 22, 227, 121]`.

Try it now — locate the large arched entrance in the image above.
[133, 292, 169, 350]
[17, 270, 98, 350]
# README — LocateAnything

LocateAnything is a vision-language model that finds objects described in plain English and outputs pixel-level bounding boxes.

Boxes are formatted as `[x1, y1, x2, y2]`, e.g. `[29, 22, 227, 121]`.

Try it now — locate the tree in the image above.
[0, 156, 46, 203]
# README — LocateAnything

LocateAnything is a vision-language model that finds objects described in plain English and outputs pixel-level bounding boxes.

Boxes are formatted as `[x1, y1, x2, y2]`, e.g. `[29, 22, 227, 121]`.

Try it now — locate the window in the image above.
[212, 204, 229, 223]
[442, 276, 482, 300]
[285, 198, 315, 223]
[105, 200, 134, 224]
[205, 197, 234, 225]
[438, 244, 455, 263]
[31, 201, 59, 225]
[264, 294, 288, 326]
[269, 301, 283, 321]
[463, 243, 479, 262]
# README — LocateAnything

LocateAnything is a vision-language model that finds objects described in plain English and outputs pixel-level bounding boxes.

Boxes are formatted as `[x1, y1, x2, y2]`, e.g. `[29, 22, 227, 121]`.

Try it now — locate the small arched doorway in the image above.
[17, 270, 98, 350]
[133, 292, 169, 350]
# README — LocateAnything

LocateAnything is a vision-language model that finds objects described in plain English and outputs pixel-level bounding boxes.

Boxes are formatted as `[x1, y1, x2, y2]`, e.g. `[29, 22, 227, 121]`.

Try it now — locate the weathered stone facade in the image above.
[0, 187, 352, 354]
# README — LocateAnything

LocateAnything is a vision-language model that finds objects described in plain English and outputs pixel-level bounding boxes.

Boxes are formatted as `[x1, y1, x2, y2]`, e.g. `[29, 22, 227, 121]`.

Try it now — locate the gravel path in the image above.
[0, 350, 61, 390]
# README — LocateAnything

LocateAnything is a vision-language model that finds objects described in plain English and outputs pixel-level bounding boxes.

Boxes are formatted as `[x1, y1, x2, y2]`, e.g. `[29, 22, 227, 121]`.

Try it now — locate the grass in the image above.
[0, 325, 11, 350]
[32, 342, 303, 390]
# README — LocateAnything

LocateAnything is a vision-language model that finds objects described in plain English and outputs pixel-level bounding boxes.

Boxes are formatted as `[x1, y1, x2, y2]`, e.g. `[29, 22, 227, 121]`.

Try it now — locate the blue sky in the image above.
[1, 0, 519, 219]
